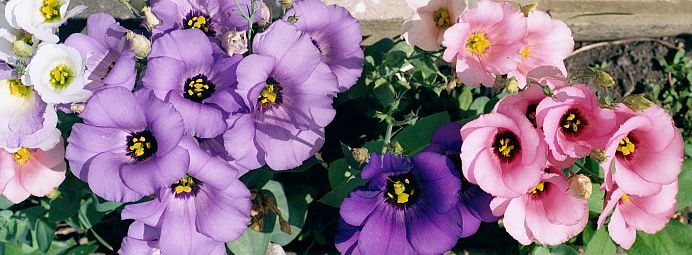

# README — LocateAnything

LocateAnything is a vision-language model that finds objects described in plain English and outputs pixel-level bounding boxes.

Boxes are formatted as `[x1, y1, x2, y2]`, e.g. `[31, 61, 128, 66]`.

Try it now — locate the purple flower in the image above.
[337, 152, 462, 254]
[65, 87, 188, 202]
[142, 29, 241, 138]
[223, 20, 338, 170]
[422, 123, 500, 237]
[197, 135, 255, 175]
[64, 13, 136, 92]
[285, 0, 364, 92]
[119, 221, 227, 255]
[121, 136, 251, 255]
[150, 0, 256, 41]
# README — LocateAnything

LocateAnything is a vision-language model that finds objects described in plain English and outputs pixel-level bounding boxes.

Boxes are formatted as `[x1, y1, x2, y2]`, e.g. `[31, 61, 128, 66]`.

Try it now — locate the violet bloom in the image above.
[64, 13, 136, 92]
[337, 152, 461, 254]
[119, 221, 226, 255]
[224, 21, 338, 170]
[121, 136, 251, 255]
[285, 0, 364, 91]
[66, 87, 188, 202]
[422, 123, 499, 237]
[143, 29, 241, 138]
[150, 0, 255, 41]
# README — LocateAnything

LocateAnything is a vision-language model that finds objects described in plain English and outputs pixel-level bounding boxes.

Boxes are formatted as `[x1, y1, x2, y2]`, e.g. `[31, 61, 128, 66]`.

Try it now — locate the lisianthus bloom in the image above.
[491, 168, 588, 245]
[460, 111, 546, 197]
[150, 0, 254, 41]
[4, 0, 85, 43]
[0, 76, 60, 150]
[286, 0, 364, 91]
[422, 123, 499, 237]
[442, 0, 526, 87]
[597, 182, 677, 249]
[602, 104, 683, 197]
[122, 136, 251, 255]
[1, 3, 36, 63]
[198, 135, 256, 175]
[0, 140, 65, 203]
[508, 10, 574, 88]
[0, 62, 11, 79]
[535, 84, 617, 161]
[337, 152, 461, 254]
[525, 65, 569, 90]
[66, 87, 188, 202]
[143, 29, 241, 138]
[119, 221, 227, 255]
[224, 21, 338, 170]
[25, 43, 91, 104]
[335, 219, 362, 255]
[402, 0, 466, 51]
[64, 13, 136, 91]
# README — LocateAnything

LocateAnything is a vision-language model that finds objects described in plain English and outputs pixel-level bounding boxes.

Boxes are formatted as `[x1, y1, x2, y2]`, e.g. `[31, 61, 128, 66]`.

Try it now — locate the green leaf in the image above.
[532, 246, 551, 255]
[582, 221, 596, 244]
[327, 159, 351, 188]
[319, 176, 366, 208]
[34, 220, 55, 254]
[227, 229, 270, 255]
[588, 183, 605, 214]
[677, 160, 692, 211]
[394, 111, 450, 155]
[629, 220, 692, 255]
[458, 86, 473, 110]
[77, 197, 106, 230]
[64, 244, 99, 255]
[240, 166, 274, 190]
[340, 143, 361, 170]
[584, 227, 616, 255]
[469, 96, 490, 115]
[533, 245, 578, 255]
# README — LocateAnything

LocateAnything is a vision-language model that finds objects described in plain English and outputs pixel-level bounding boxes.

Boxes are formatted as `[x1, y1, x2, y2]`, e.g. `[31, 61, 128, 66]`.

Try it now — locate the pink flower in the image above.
[536, 84, 617, 161]
[402, 0, 466, 51]
[0, 141, 66, 203]
[525, 65, 570, 90]
[490, 168, 588, 245]
[460, 111, 546, 197]
[597, 182, 677, 249]
[442, 0, 526, 87]
[508, 11, 574, 88]
[602, 104, 683, 197]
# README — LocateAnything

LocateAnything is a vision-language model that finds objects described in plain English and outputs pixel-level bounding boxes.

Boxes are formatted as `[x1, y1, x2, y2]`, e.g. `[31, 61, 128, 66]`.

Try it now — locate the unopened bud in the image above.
[391, 141, 404, 155]
[590, 149, 607, 163]
[70, 103, 85, 114]
[126, 31, 151, 59]
[12, 40, 33, 58]
[351, 148, 369, 164]
[142, 6, 160, 30]
[446, 78, 458, 91]
[569, 174, 592, 200]
[623, 94, 653, 112]
[221, 31, 248, 55]
[593, 70, 615, 88]
[259, 2, 271, 27]
[287, 14, 299, 24]
[46, 189, 60, 200]
[279, 0, 294, 9]
[521, 3, 538, 17]
[505, 77, 519, 94]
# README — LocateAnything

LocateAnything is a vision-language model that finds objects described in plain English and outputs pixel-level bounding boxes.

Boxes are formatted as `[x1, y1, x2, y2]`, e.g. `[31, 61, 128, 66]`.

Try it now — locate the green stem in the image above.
[382, 119, 394, 154]
[119, 1, 142, 18]
[89, 228, 114, 251]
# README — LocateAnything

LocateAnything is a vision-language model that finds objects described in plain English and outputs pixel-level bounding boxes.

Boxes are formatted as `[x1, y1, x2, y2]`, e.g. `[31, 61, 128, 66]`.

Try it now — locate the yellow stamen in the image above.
[521, 47, 531, 58]
[562, 113, 582, 133]
[466, 33, 490, 56]
[258, 82, 281, 109]
[12, 148, 32, 166]
[621, 194, 630, 203]
[40, 0, 61, 22]
[616, 136, 636, 156]
[7, 79, 32, 99]
[49, 64, 74, 91]
[173, 175, 197, 194]
[392, 181, 410, 204]
[529, 181, 545, 194]
[498, 138, 515, 157]
[433, 8, 451, 29]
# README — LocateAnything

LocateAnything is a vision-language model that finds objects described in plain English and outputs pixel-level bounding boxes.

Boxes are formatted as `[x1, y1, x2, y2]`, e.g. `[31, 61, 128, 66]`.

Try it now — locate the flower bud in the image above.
[279, 0, 294, 9]
[569, 174, 592, 200]
[142, 6, 160, 30]
[593, 70, 615, 88]
[259, 2, 271, 27]
[590, 149, 607, 163]
[70, 103, 85, 114]
[221, 31, 248, 55]
[286, 14, 299, 24]
[46, 189, 60, 200]
[505, 77, 519, 94]
[391, 141, 404, 155]
[521, 3, 538, 17]
[126, 31, 151, 59]
[12, 40, 33, 58]
[623, 94, 653, 112]
[351, 148, 369, 164]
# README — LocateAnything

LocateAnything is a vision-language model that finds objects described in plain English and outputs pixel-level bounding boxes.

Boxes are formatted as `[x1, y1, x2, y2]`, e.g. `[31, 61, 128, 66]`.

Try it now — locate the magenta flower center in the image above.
[493, 131, 520, 161]
[126, 130, 158, 161]
[183, 11, 214, 36]
[560, 109, 587, 136]
[183, 74, 216, 103]
[385, 172, 417, 206]
[616, 136, 637, 157]
[258, 79, 283, 111]
[171, 174, 201, 198]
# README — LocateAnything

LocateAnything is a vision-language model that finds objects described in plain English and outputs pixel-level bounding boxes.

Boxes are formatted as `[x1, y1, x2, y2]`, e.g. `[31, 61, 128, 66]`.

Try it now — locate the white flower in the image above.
[0, 78, 60, 151]
[1, 2, 37, 63]
[26, 43, 90, 104]
[4, 0, 86, 43]
[126, 31, 151, 59]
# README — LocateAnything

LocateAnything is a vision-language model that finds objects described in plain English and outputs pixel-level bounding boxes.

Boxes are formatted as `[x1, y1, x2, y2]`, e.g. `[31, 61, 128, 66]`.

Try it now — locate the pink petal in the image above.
[501, 197, 533, 245]
[608, 207, 636, 249]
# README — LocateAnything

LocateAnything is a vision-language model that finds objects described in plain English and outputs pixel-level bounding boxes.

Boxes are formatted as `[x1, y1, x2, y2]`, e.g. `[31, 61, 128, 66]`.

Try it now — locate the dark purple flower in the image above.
[143, 29, 241, 138]
[335, 219, 362, 255]
[337, 152, 462, 254]
[65, 87, 188, 202]
[423, 122, 500, 237]
[150, 0, 256, 41]
[223, 20, 338, 170]
[64, 13, 136, 92]
[285, 0, 364, 91]
[121, 136, 251, 255]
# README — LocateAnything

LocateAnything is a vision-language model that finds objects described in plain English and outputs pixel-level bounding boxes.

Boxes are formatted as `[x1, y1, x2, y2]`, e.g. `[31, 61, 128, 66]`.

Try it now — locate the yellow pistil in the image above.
[466, 32, 490, 56]
[433, 8, 451, 29]
[387, 179, 414, 204]
[621, 194, 630, 203]
[187, 16, 210, 33]
[529, 181, 545, 194]
[12, 148, 32, 166]
[173, 175, 196, 194]
[521, 47, 531, 58]
[187, 78, 209, 98]
[129, 136, 152, 157]
[497, 138, 515, 158]
[617, 136, 636, 156]
[562, 113, 582, 133]
[49, 64, 74, 91]
[40, 0, 61, 22]
[7, 79, 32, 99]
[258, 82, 281, 109]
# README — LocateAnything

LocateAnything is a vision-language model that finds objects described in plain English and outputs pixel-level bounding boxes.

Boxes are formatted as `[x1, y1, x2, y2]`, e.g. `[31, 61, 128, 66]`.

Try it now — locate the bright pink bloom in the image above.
[460, 111, 546, 197]
[0, 141, 66, 203]
[490, 168, 588, 245]
[442, 0, 526, 87]
[597, 182, 677, 249]
[402, 0, 466, 51]
[602, 104, 683, 197]
[508, 11, 574, 88]
[536, 84, 617, 161]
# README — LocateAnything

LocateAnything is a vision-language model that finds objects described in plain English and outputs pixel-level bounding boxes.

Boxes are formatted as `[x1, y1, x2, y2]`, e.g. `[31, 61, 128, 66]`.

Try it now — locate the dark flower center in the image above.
[433, 8, 452, 29]
[183, 74, 216, 103]
[102, 61, 116, 80]
[385, 172, 418, 206]
[183, 11, 215, 36]
[560, 108, 587, 135]
[171, 175, 201, 198]
[616, 135, 637, 158]
[257, 78, 283, 111]
[526, 103, 538, 128]
[528, 181, 546, 195]
[126, 130, 158, 161]
[493, 130, 520, 161]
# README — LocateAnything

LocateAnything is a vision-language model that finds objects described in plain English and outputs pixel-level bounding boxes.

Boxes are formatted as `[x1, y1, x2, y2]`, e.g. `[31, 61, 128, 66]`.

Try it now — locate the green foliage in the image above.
[629, 220, 692, 255]
[649, 50, 692, 146]
[584, 227, 616, 255]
